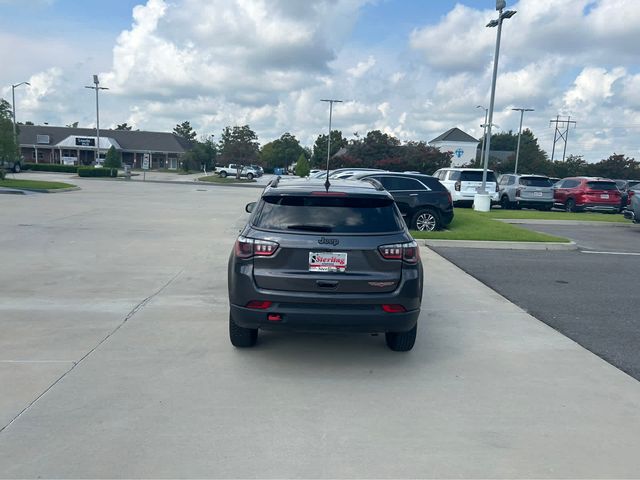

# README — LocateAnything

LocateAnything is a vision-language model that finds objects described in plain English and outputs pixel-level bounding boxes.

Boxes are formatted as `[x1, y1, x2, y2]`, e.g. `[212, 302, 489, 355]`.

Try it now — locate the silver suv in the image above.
[227, 178, 424, 351]
[498, 174, 554, 210]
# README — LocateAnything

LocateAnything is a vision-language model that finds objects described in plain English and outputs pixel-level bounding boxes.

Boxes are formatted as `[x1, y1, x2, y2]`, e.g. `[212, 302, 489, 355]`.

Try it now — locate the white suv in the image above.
[433, 168, 499, 206]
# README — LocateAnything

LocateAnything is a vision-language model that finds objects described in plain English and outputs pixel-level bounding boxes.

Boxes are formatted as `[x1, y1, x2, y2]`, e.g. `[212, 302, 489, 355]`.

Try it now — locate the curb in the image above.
[497, 219, 632, 227]
[0, 186, 80, 194]
[422, 239, 578, 250]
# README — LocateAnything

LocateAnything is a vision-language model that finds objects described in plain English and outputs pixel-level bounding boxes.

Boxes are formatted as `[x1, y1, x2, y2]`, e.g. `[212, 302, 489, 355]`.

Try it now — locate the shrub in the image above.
[77, 167, 117, 177]
[23, 163, 78, 173]
[0, 168, 5, 180]
[103, 146, 122, 169]
[295, 153, 310, 177]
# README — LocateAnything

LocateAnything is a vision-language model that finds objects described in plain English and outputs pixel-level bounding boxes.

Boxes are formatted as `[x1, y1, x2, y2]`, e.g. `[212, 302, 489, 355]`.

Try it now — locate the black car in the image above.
[227, 178, 423, 351]
[350, 172, 454, 231]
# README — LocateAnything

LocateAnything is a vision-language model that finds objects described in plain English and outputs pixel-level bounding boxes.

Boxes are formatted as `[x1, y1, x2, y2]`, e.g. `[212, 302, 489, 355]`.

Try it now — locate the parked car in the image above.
[623, 185, 640, 223]
[216, 164, 259, 180]
[498, 174, 554, 210]
[351, 171, 454, 231]
[432, 167, 499, 206]
[227, 177, 423, 351]
[553, 177, 621, 212]
[0, 157, 23, 173]
[615, 179, 640, 212]
[249, 165, 264, 177]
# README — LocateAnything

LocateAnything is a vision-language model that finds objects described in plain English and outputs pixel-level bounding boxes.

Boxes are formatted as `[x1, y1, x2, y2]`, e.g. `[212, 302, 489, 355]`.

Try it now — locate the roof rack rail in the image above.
[362, 178, 385, 191]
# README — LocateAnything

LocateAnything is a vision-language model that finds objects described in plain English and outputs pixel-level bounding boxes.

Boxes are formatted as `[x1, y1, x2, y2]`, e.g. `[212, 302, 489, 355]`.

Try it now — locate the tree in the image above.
[116, 123, 133, 130]
[103, 146, 122, 169]
[181, 138, 217, 172]
[260, 132, 305, 171]
[347, 130, 401, 167]
[218, 125, 259, 178]
[587, 153, 640, 179]
[311, 130, 347, 168]
[295, 153, 310, 177]
[0, 99, 18, 167]
[551, 154, 588, 178]
[173, 121, 197, 143]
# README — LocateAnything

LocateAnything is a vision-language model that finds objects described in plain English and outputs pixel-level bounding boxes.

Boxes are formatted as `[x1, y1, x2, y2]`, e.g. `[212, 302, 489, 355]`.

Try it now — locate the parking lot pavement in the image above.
[1, 182, 640, 478]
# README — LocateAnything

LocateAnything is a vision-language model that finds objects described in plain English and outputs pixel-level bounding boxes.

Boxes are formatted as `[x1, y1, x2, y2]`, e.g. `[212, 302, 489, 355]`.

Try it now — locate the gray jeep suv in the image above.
[498, 174, 554, 210]
[227, 178, 423, 351]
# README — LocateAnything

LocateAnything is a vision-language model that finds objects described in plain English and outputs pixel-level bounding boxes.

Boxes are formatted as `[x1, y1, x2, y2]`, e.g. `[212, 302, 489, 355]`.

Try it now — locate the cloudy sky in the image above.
[1, 0, 639, 162]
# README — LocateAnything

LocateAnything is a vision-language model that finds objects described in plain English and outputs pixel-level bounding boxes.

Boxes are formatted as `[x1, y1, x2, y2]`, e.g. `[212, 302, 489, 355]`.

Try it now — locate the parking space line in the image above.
[581, 250, 640, 256]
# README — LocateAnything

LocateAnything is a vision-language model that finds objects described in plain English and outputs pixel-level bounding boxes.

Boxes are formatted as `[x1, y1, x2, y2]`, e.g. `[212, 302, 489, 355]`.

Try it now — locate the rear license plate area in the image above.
[309, 252, 347, 272]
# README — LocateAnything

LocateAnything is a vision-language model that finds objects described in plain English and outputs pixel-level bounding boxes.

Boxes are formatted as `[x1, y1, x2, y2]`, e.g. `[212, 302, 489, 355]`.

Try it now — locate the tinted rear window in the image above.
[460, 171, 497, 182]
[519, 177, 552, 187]
[586, 181, 618, 190]
[254, 195, 404, 233]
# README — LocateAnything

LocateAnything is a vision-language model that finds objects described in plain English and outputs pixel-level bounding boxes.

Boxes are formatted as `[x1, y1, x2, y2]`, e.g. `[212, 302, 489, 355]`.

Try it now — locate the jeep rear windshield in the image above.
[253, 195, 405, 233]
[519, 177, 553, 187]
[586, 181, 618, 190]
[450, 171, 497, 182]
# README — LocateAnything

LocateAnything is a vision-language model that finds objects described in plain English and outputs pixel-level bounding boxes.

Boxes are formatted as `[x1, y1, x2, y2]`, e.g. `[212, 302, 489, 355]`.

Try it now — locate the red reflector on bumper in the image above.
[381, 304, 406, 313]
[267, 314, 282, 322]
[246, 300, 272, 309]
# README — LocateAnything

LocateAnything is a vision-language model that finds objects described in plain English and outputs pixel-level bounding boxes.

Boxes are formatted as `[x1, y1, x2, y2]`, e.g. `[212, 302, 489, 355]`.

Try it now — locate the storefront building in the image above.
[17, 125, 190, 169]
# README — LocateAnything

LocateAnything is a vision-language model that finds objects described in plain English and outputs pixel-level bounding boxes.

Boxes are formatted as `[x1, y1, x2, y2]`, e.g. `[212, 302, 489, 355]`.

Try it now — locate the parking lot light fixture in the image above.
[479, 1, 517, 198]
[11, 81, 30, 141]
[85, 75, 109, 164]
[512, 107, 534, 174]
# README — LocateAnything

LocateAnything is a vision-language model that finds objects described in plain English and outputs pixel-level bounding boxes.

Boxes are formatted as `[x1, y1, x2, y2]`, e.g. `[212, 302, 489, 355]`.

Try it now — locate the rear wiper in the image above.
[286, 224, 332, 232]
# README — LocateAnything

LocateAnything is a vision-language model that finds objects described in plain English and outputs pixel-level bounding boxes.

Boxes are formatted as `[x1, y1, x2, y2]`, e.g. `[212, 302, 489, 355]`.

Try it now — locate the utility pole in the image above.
[512, 107, 534, 174]
[320, 99, 342, 190]
[11, 81, 30, 143]
[85, 75, 109, 164]
[549, 115, 576, 161]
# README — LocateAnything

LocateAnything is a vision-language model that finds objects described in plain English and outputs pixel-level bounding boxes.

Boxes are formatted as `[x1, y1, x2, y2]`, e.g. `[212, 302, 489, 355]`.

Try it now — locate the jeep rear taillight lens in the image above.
[378, 241, 420, 264]
[515, 188, 522, 198]
[234, 236, 279, 259]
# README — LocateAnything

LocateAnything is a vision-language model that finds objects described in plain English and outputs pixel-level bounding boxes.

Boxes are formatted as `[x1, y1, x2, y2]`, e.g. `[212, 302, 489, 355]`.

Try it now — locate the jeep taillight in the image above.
[454, 181, 461, 191]
[234, 236, 279, 259]
[378, 241, 420, 264]
[515, 188, 522, 198]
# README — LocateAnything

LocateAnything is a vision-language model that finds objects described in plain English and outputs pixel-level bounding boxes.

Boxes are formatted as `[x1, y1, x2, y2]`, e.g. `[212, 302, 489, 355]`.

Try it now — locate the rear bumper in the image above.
[516, 198, 553, 208]
[230, 303, 419, 333]
[453, 192, 499, 204]
[581, 203, 619, 212]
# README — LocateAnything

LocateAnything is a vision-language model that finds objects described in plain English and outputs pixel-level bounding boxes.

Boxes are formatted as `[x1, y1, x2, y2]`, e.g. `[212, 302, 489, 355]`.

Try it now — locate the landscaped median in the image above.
[0, 178, 78, 192]
[198, 175, 256, 184]
[411, 209, 570, 244]
[483, 209, 628, 223]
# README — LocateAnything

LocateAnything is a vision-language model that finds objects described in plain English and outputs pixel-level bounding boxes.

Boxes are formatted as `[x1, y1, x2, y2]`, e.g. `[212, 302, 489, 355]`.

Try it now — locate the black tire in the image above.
[220, 170, 227, 178]
[229, 314, 258, 347]
[500, 195, 511, 210]
[246, 173, 254, 180]
[13, 163, 21, 173]
[412, 208, 440, 231]
[565, 198, 576, 212]
[385, 324, 417, 352]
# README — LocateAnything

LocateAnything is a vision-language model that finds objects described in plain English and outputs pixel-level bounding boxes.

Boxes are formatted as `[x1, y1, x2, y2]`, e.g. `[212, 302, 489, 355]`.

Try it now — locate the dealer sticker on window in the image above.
[309, 252, 347, 272]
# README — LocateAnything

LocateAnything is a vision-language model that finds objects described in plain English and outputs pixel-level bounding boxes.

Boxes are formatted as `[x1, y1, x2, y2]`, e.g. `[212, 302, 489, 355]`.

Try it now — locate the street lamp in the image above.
[511, 107, 534, 174]
[11, 81, 30, 141]
[478, 0, 516, 210]
[85, 74, 108, 164]
[476, 105, 488, 166]
[320, 99, 342, 190]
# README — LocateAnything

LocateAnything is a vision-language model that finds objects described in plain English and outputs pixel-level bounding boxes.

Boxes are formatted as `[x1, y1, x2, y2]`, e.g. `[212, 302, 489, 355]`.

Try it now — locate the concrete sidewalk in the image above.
[1, 181, 639, 478]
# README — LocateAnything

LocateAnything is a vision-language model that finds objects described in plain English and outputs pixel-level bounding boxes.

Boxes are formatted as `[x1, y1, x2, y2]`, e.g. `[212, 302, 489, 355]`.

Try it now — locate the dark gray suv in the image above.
[227, 178, 423, 351]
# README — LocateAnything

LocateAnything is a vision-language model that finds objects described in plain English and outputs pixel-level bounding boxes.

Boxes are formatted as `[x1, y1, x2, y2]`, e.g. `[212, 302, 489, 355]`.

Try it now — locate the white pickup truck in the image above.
[216, 164, 259, 180]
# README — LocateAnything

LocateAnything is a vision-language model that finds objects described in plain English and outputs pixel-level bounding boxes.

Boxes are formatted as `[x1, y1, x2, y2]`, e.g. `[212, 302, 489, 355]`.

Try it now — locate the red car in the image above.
[553, 177, 621, 212]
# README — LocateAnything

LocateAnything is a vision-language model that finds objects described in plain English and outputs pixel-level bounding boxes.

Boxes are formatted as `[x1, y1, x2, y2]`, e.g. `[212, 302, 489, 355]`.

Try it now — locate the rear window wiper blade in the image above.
[286, 224, 333, 232]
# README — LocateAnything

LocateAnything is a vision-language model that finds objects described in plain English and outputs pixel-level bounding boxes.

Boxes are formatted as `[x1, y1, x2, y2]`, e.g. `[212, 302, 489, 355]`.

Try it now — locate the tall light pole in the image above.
[11, 81, 30, 141]
[512, 107, 534, 174]
[479, 1, 516, 200]
[85, 75, 108, 164]
[476, 105, 488, 166]
[320, 99, 342, 190]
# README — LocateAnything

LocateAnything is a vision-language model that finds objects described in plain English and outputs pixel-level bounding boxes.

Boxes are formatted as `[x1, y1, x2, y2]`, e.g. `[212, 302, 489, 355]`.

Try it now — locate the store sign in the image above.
[142, 153, 150, 170]
[75, 137, 95, 147]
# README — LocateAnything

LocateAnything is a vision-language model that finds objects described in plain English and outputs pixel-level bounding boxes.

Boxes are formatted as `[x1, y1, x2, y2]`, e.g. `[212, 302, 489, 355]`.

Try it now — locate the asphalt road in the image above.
[1, 176, 640, 477]
[433, 222, 640, 380]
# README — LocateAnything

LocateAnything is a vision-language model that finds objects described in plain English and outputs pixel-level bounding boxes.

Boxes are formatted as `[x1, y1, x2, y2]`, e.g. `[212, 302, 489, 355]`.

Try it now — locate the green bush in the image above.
[103, 146, 122, 169]
[0, 168, 5, 180]
[77, 167, 117, 178]
[23, 163, 78, 173]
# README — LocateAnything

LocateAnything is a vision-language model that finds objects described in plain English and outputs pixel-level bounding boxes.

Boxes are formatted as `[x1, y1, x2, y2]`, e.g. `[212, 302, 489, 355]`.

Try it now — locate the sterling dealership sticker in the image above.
[309, 252, 347, 272]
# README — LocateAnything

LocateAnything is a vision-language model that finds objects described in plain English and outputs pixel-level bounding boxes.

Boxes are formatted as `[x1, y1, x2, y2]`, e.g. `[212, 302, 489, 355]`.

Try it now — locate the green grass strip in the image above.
[198, 175, 255, 184]
[485, 209, 627, 223]
[0, 179, 76, 190]
[411, 209, 569, 242]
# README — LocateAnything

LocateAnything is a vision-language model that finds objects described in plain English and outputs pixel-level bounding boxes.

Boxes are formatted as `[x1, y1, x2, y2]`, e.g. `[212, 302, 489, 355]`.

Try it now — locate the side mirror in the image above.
[245, 202, 256, 213]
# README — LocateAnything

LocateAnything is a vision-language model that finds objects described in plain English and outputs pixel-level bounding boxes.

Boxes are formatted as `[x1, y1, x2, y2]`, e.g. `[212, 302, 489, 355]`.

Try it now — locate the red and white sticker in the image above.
[309, 252, 347, 272]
